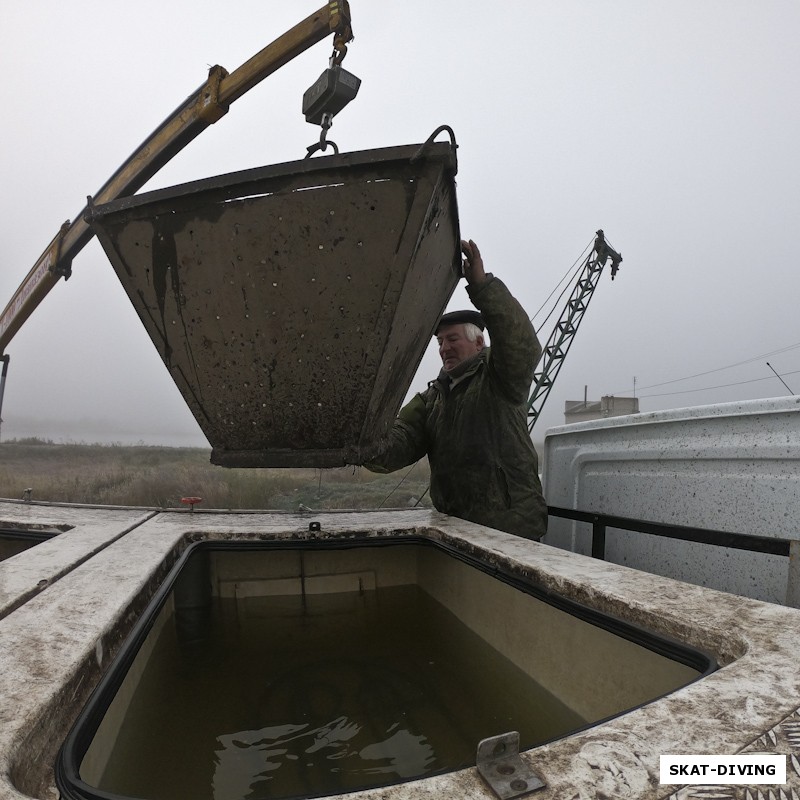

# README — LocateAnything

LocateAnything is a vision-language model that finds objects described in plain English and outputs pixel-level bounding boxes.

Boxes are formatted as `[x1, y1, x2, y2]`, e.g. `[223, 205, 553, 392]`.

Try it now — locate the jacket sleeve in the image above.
[467, 274, 542, 404]
[364, 391, 429, 473]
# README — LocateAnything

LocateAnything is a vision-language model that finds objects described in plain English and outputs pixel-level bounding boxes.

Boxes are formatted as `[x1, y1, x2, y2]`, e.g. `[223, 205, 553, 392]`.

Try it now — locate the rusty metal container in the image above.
[88, 140, 461, 467]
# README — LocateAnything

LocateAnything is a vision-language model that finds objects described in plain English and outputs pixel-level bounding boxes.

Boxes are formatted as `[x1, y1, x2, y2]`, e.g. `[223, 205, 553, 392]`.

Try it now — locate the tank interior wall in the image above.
[542, 397, 800, 605]
[414, 547, 697, 721]
[80, 593, 176, 785]
[208, 545, 419, 599]
[79, 541, 700, 772]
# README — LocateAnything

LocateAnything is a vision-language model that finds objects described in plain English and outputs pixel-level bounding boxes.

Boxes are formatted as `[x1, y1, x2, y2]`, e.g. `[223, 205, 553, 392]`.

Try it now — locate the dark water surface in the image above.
[93, 586, 583, 800]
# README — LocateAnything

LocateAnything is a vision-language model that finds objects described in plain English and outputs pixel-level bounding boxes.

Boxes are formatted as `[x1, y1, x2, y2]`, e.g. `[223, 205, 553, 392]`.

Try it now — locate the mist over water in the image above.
[2, 2, 799, 442]
[1, 416, 209, 448]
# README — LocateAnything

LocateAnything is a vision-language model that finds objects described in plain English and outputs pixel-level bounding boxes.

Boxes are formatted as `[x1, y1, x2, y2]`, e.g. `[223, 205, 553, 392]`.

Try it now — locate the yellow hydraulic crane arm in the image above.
[0, 1, 353, 354]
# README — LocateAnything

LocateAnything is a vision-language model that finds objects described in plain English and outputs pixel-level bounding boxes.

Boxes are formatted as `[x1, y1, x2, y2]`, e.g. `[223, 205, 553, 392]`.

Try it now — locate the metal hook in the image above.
[304, 112, 339, 158]
[331, 35, 348, 65]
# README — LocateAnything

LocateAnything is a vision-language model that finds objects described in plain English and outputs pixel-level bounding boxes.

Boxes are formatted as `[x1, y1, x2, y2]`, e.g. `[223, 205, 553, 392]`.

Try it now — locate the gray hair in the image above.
[462, 322, 483, 342]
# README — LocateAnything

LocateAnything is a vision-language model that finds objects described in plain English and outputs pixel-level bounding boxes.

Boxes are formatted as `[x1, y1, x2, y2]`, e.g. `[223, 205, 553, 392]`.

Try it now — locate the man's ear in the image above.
[476, 334, 485, 350]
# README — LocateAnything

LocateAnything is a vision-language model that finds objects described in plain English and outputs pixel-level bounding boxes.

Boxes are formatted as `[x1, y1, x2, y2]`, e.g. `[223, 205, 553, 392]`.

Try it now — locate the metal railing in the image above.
[547, 506, 792, 561]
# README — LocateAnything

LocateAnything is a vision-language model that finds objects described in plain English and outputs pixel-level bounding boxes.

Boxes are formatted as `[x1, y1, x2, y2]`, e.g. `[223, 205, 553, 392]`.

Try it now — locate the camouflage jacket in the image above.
[367, 274, 548, 540]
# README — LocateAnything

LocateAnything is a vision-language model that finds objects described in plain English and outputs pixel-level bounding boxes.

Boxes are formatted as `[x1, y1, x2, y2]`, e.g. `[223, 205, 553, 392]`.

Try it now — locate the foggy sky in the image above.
[1, 1, 799, 447]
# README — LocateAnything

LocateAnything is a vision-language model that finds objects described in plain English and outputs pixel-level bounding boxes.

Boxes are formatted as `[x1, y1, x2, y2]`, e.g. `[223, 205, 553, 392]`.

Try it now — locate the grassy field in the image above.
[0, 439, 433, 511]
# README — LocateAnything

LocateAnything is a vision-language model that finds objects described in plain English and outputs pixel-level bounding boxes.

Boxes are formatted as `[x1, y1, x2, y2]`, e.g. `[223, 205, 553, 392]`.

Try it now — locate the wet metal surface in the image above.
[88, 142, 461, 467]
[542, 396, 800, 605]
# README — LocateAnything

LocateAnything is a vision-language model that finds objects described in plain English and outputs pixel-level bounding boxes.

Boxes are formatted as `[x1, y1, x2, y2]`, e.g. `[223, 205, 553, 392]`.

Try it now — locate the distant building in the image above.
[564, 395, 639, 425]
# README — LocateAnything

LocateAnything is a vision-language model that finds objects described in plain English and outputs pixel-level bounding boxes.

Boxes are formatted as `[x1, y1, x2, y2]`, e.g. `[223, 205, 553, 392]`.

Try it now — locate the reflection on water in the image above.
[92, 585, 583, 800]
[214, 717, 435, 799]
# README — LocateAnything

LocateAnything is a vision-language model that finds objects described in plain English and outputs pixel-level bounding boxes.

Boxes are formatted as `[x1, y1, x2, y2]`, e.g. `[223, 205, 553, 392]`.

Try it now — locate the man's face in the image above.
[436, 324, 484, 371]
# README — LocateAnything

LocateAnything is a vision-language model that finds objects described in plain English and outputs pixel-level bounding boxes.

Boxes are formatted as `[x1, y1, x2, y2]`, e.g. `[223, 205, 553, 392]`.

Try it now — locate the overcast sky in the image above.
[1, 1, 799, 448]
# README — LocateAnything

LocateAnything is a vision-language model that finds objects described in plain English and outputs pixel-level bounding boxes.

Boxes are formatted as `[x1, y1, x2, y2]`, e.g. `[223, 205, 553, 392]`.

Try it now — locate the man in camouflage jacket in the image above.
[367, 239, 548, 540]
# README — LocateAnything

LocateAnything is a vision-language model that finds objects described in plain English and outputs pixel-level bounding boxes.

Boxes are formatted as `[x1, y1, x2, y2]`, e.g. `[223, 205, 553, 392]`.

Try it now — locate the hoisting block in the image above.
[87, 140, 461, 467]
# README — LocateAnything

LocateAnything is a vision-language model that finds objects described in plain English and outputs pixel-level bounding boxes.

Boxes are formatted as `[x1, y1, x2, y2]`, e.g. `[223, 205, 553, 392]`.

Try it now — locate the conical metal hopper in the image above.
[88, 140, 461, 467]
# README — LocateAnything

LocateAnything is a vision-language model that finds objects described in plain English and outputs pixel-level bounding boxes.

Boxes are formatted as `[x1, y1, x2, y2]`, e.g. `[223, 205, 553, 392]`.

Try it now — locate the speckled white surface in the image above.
[542, 396, 800, 604]
[0, 499, 800, 799]
[0, 502, 156, 618]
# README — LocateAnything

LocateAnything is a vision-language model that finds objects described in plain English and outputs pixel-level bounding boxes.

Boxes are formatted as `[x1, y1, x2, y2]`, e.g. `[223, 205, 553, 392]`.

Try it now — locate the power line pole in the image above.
[766, 362, 795, 394]
[0, 355, 9, 443]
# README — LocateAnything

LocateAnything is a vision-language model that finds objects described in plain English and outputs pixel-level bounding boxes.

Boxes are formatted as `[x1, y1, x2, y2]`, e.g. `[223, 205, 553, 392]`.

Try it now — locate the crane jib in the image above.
[0, 1, 352, 355]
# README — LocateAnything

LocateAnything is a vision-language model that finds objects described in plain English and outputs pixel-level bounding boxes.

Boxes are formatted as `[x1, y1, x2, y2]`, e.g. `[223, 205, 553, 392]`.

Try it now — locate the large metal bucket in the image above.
[88, 141, 461, 467]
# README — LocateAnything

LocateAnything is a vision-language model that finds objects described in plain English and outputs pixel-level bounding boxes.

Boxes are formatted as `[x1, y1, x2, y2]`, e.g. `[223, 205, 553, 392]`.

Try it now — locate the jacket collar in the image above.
[430, 348, 489, 394]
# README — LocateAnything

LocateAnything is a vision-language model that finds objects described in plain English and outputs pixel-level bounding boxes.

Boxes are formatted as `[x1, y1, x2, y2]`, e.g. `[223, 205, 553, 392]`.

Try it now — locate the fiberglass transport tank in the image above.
[87, 140, 461, 468]
[2, 500, 799, 800]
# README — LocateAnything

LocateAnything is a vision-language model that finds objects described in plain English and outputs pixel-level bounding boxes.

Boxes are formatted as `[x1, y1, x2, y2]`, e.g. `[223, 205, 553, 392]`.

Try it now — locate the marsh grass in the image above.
[0, 439, 432, 511]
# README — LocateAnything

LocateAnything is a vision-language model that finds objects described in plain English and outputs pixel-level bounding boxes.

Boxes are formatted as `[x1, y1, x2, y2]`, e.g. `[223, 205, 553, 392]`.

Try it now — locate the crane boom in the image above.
[0, 1, 353, 354]
[527, 230, 622, 431]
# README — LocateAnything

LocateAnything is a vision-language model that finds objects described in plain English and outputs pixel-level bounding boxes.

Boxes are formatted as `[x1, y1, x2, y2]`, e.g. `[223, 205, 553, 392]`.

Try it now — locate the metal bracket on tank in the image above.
[476, 732, 545, 799]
